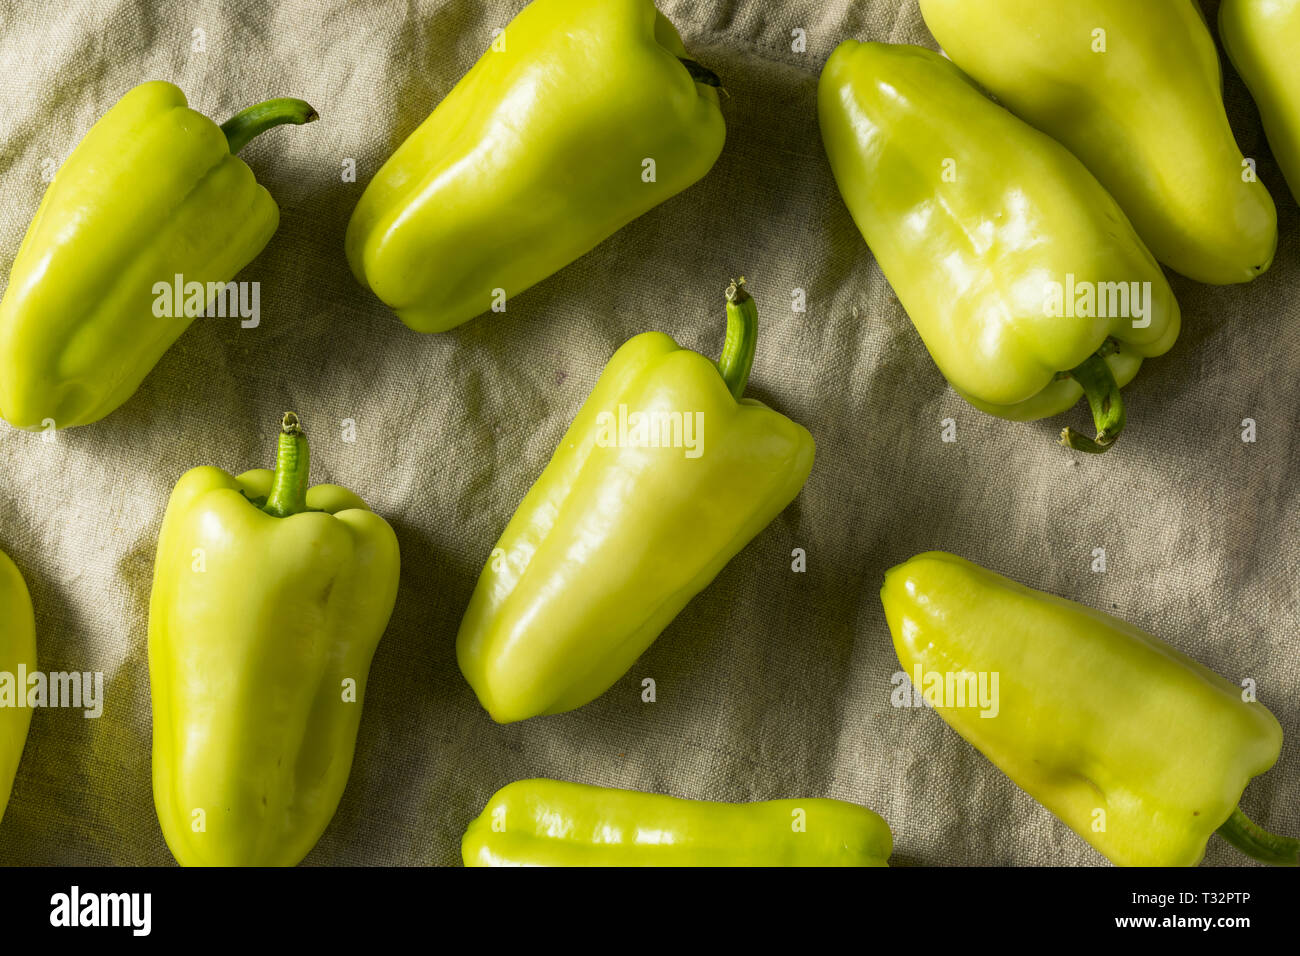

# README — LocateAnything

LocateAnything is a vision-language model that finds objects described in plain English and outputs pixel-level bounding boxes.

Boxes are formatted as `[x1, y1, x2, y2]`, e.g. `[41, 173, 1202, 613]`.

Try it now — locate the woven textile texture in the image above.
[0, 0, 1296, 866]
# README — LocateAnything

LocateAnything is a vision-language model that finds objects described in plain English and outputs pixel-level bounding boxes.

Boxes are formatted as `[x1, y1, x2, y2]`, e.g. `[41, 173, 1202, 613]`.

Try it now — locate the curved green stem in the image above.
[1058, 349, 1126, 454]
[221, 98, 318, 155]
[717, 278, 758, 400]
[678, 57, 722, 88]
[1052, 338, 1120, 381]
[263, 412, 311, 518]
[1217, 806, 1300, 866]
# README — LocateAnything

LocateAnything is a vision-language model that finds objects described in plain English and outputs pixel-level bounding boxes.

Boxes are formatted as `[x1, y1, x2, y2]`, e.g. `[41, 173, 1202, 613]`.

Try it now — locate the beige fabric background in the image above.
[0, 0, 1296, 867]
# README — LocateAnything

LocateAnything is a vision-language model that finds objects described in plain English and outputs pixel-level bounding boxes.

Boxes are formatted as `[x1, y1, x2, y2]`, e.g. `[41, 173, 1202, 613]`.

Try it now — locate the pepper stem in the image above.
[1059, 350, 1126, 454]
[717, 278, 758, 400]
[263, 413, 311, 518]
[678, 57, 722, 88]
[221, 98, 318, 155]
[1217, 806, 1300, 866]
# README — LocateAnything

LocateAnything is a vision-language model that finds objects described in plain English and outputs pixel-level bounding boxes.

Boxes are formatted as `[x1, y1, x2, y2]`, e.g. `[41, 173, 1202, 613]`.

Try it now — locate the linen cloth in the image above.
[0, 0, 1295, 867]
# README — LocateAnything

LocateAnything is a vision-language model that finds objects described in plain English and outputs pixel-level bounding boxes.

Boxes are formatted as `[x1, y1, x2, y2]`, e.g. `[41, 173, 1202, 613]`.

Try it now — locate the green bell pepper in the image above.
[149, 413, 400, 866]
[818, 42, 1180, 454]
[0, 548, 36, 827]
[457, 279, 814, 723]
[463, 779, 892, 866]
[881, 551, 1296, 867]
[345, 0, 726, 333]
[1221, 0, 1300, 206]
[0, 81, 316, 430]
[919, 0, 1278, 285]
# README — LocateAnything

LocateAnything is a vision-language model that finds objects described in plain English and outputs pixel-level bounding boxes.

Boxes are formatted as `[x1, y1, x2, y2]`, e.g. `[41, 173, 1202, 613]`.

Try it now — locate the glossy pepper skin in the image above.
[149, 414, 399, 866]
[881, 552, 1296, 867]
[818, 42, 1179, 454]
[1221, 0, 1300, 206]
[920, 0, 1278, 285]
[345, 0, 726, 333]
[463, 779, 892, 866]
[0, 82, 316, 430]
[457, 280, 814, 723]
[0, 549, 36, 826]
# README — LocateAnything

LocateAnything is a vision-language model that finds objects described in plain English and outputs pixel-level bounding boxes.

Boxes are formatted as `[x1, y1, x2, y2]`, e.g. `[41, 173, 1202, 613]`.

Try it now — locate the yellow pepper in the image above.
[346, 0, 726, 333]
[919, 0, 1278, 285]
[457, 280, 814, 722]
[463, 779, 892, 866]
[1220, 0, 1300, 205]
[0, 82, 316, 430]
[882, 552, 1296, 867]
[0, 548, 36, 827]
[149, 414, 400, 866]
[818, 41, 1179, 454]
